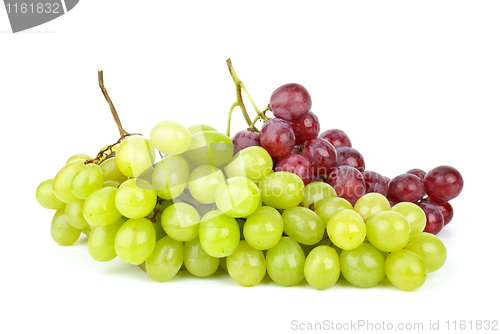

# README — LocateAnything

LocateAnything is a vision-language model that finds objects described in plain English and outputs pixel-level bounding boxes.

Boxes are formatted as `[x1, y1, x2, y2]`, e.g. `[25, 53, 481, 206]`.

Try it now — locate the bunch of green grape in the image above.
[36, 120, 446, 291]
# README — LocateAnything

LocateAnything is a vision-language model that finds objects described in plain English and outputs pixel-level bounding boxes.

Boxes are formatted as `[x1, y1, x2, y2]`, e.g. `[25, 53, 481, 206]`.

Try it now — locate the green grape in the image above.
[188, 165, 226, 204]
[83, 226, 92, 238]
[102, 180, 120, 188]
[88, 218, 125, 262]
[115, 178, 157, 219]
[184, 237, 220, 277]
[314, 197, 353, 226]
[152, 155, 189, 200]
[259, 171, 304, 210]
[225, 146, 273, 182]
[340, 243, 385, 288]
[301, 182, 337, 209]
[65, 201, 89, 229]
[227, 240, 266, 287]
[198, 210, 240, 258]
[354, 193, 391, 221]
[97, 144, 118, 164]
[404, 232, 447, 272]
[51, 208, 81, 246]
[215, 177, 260, 218]
[392, 202, 427, 235]
[366, 211, 410, 252]
[282, 207, 325, 245]
[161, 203, 200, 242]
[187, 124, 217, 135]
[115, 136, 156, 178]
[184, 131, 234, 167]
[36, 179, 65, 210]
[115, 218, 156, 265]
[83, 187, 122, 227]
[304, 245, 340, 290]
[385, 249, 427, 291]
[266, 237, 305, 286]
[146, 235, 184, 282]
[243, 206, 283, 250]
[327, 209, 366, 250]
[71, 163, 104, 199]
[150, 120, 192, 156]
[100, 157, 128, 184]
[66, 153, 92, 164]
[52, 159, 85, 203]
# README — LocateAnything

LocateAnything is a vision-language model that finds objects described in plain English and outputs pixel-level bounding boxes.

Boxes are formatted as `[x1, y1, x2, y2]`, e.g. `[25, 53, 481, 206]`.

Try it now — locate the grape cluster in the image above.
[36, 72, 463, 291]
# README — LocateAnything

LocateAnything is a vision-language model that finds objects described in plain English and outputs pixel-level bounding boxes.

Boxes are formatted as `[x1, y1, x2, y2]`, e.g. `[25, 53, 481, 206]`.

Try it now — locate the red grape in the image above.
[417, 202, 445, 235]
[259, 118, 296, 159]
[407, 168, 426, 181]
[426, 199, 454, 226]
[270, 83, 312, 121]
[423, 165, 464, 202]
[319, 129, 352, 149]
[336, 147, 365, 172]
[363, 170, 389, 197]
[301, 137, 337, 176]
[232, 130, 260, 154]
[326, 166, 366, 206]
[289, 111, 320, 145]
[275, 154, 313, 185]
[387, 173, 426, 203]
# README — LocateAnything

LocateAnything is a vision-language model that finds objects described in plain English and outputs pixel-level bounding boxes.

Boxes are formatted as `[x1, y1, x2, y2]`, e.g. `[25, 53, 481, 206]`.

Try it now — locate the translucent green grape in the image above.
[340, 243, 385, 288]
[51, 208, 81, 246]
[301, 182, 337, 209]
[188, 165, 226, 204]
[115, 218, 156, 265]
[83, 187, 122, 227]
[366, 211, 410, 252]
[146, 235, 184, 282]
[150, 120, 192, 156]
[184, 131, 234, 167]
[198, 210, 240, 258]
[227, 240, 266, 287]
[215, 176, 260, 218]
[327, 209, 366, 250]
[161, 203, 200, 242]
[225, 146, 273, 182]
[260, 171, 304, 210]
[115, 178, 157, 219]
[52, 159, 85, 203]
[314, 197, 353, 226]
[304, 245, 340, 290]
[152, 155, 189, 200]
[65, 201, 89, 229]
[282, 207, 325, 245]
[88, 218, 125, 262]
[36, 179, 65, 210]
[385, 249, 427, 291]
[102, 180, 120, 188]
[184, 237, 220, 277]
[243, 206, 283, 250]
[71, 163, 104, 199]
[187, 124, 217, 135]
[353, 192, 391, 221]
[66, 153, 92, 164]
[392, 202, 427, 236]
[100, 157, 128, 184]
[115, 136, 156, 178]
[404, 232, 447, 272]
[266, 237, 305, 286]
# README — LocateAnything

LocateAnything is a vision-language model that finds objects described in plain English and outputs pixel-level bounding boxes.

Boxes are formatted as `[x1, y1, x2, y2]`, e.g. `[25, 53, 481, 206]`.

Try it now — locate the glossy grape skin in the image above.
[243, 206, 284, 250]
[161, 203, 200, 242]
[275, 154, 313, 185]
[83, 187, 122, 227]
[88, 218, 125, 262]
[319, 129, 352, 148]
[150, 120, 192, 156]
[283, 207, 325, 245]
[65, 201, 89, 229]
[335, 147, 365, 172]
[51, 208, 81, 246]
[270, 83, 312, 121]
[232, 130, 261, 154]
[184, 237, 220, 277]
[385, 250, 427, 291]
[185, 131, 234, 167]
[66, 153, 92, 164]
[426, 199, 453, 226]
[417, 202, 444, 235]
[388, 173, 426, 203]
[327, 210, 366, 250]
[115, 178, 157, 219]
[404, 232, 447, 272]
[289, 111, 320, 145]
[146, 235, 184, 282]
[115, 218, 156, 265]
[70, 163, 104, 200]
[354, 193, 391, 221]
[423, 165, 464, 202]
[266, 237, 306, 286]
[227, 240, 266, 287]
[301, 182, 337, 209]
[100, 157, 128, 184]
[188, 165, 226, 204]
[199, 210, 240, 258]
[326, 166, 366, 206]
[259, 171, 304, 209]
[260, 118, 296, 159]
[304, 245, 340, 290]
[215, 177, 261, 218]
[53, 159, 85, 204]
[152, 155, 189, 200]
[392, 202, 427, 235]
[36, 179, 65, 210]
[340, 243, 385, 288]
[115, 136, 156, 178]
[301, 137, 337, 176]
[103, 180, 120, 188]
[407, 168, 426, 181]
[314, 197, 353, 226]
[366, 211, 410, 252]
[187, 124, 218, 135]
[225, 146, 273, 182]
[362, 170, 389, 197]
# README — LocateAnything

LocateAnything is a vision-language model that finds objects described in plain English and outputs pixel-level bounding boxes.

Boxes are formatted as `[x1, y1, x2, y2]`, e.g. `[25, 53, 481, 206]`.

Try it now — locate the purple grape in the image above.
[301, 137, 337, 176]
[423, 165, 464, 202]
[417, 202, 444, 235]
[363, 170, 389, 197]
[326, 166, 366, 206]
[387, 173, 426, 203]
[319, 129, 352, 149]
[289, 111, 320, 145]
[260, 118, 295, 159]
[336, 147, 365, 172]
[270, 83, 312, 121]
[232, 130, 260, 154]
[275, 154, 313, 185]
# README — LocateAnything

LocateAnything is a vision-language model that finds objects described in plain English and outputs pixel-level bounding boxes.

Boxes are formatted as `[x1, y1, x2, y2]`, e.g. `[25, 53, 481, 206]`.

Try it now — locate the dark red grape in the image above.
[363, 170, 389, 197]
[259, 118, 295, 159]
[301, 137, 337, 176]
[423, 165, 464, 202]
[407, 168, 426, 181]
[275, 154, 313, 185]
[336, 147, 365, 172]
[232, 130, 260, 154]
[326, 166, 366, 206]
[417, 202, 445, 235]
[426, 199, 454, 226]
[384, 176, 391, 184]
[387, 173, 426, 203]
[289, 111, 320, 145]
[319, 129, 352, 149]
[270, 83, 312, 121]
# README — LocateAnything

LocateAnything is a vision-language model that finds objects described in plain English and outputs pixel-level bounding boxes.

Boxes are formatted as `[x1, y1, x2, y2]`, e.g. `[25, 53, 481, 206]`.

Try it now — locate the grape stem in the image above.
[98, 70, 130, 138]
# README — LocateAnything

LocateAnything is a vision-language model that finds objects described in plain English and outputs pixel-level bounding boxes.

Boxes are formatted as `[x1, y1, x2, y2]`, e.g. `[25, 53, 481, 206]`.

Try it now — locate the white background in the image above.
[1, 1, 499, 333]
